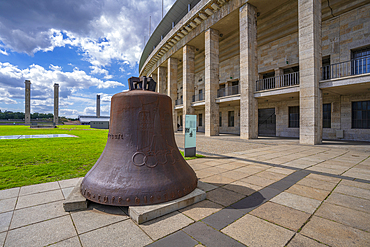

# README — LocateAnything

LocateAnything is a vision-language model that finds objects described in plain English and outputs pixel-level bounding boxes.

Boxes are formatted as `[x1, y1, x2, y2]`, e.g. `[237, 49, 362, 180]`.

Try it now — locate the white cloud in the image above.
[0, 62, 122, 117]
[0, 0, 177, 68]
[49, 64, 62, 71]
[0, 49, 8, 56]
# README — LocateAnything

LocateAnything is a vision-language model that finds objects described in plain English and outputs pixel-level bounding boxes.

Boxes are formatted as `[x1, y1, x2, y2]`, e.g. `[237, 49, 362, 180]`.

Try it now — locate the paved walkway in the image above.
[1, 135, 370, 246]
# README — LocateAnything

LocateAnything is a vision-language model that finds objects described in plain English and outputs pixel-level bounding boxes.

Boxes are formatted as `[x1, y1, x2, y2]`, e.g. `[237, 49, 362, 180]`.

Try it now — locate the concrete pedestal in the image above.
[64, 180, 206, 224]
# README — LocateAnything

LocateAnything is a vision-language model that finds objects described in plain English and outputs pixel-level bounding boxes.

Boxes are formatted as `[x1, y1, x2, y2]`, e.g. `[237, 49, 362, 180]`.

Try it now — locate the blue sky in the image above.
[0, 0, 175, 118]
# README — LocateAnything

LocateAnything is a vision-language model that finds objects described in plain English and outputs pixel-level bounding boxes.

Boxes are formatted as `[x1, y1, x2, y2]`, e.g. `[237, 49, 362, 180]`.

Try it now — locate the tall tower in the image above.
[96, 95, 100, 118]
[24, 80, 31, 125]
[54, 83, 59, 125]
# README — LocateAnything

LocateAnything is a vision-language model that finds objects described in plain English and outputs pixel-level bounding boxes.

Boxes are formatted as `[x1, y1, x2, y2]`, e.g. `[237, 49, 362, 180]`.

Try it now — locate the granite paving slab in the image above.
[71, 202, 128, 234]
[339, 179, 370, 190]
[202, 206, 245, 230]
[334, 184, 370, 200]
[215, 162, 248, 170]
[287, 234, 326, 247]
[223, 180, 261, 196]
[0, 211, 12, 233]
[230, 191, 266, 213]
[315, 202, 370, 231]
[4, 215, 76, 247]
[49, 236, 82, 247]
[58, 177, 83, 189]
[190, 163, 210, 171]
[183, 221, 245, 247]
[222, 214, 295, 247]
[232, 166, 267, 176]
[19, 181, 60, 196]
[179, 199, 223, 221]
[221, 170, 250, 180]
[250, 201, 311, 231]
[0, 188, 19, 200]
[325, 192, 370, 213]
[146, 230, 198, 247]
[265, 167, 295, 175]
[240, 175, 276, 187]
[10, 200, 68, 229]
[296, 178, 337, 191]
[0, 232, 6, 247]
[0, 198, 17, 214]
[200, 174, 237, 185]
[139, 211, 193, 240]
[254, 171, 287, 181]
[300, 216, 370, 247]
[15, 189, 64, 209]
[305, 173, 341, 183]
[286, 184, 331, 201]
[206, 187, 245, 207]
[197, 181, 218, 192]
[79, 220, 152, 247]
[270, 192, 321, 214]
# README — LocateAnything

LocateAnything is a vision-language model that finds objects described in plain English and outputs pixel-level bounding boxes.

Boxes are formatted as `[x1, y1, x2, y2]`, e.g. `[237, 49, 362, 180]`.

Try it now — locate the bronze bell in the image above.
[80, 76, 198, 206]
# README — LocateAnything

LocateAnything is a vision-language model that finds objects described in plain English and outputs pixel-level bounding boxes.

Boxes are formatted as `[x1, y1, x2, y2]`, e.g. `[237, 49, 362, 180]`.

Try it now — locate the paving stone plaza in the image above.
[1, 134, 369, 246]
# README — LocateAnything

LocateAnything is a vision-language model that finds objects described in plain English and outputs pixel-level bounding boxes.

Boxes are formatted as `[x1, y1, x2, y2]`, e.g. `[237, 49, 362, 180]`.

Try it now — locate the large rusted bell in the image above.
[80, 76, 198, 206]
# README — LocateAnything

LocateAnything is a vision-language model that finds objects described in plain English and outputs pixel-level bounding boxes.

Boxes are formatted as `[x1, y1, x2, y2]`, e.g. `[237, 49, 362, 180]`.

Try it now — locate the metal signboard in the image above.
[184, 115, 196, 157]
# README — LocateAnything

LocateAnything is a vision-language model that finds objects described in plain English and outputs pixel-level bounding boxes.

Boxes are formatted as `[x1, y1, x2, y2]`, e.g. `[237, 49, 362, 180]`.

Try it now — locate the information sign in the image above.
[184, 115, 196, 157]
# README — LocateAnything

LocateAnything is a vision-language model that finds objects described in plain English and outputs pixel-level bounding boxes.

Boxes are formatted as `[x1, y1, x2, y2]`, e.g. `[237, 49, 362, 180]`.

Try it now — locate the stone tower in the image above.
[54, 83, 59, 125]
[24, 80, 31, 125]
[96, 95, 100, 118]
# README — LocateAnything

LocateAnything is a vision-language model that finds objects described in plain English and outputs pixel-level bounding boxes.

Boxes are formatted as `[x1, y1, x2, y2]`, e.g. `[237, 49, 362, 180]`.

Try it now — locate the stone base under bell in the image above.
[63, 180, 206, 224]
[63, 180, 88, 212]
[129, 188, 206, 224]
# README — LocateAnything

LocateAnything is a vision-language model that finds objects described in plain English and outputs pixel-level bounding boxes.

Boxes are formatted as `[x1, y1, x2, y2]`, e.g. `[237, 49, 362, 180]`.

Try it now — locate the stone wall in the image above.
[323, 93, 370, 141]
[322, 3, 370, 63]
[194, 108, 205, 132]
[219, 105, 240, 134]
[257, 32, 299, 74]
[258, 99, 300, 138]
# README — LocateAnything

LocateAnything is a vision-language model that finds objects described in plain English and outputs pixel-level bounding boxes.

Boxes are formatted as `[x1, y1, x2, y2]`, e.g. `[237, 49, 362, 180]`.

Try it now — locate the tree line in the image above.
[0, 111, 54, 120]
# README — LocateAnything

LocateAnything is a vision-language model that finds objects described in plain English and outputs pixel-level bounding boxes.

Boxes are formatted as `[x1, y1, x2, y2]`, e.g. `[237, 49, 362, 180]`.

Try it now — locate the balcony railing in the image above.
[217, 85, 239, 98]
[175, 98, 183, 105]
[192, 93, 205, 102]
[321, 55, 370, 80]
[256, 72, 299, 91]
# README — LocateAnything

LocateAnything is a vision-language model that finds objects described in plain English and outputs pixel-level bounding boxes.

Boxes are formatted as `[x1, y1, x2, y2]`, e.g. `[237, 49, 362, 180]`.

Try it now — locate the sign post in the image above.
[184, 115, 196, 157]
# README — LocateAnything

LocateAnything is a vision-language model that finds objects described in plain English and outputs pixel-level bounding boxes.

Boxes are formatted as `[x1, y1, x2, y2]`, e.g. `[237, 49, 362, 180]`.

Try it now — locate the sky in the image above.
[0, 0, 176, 118]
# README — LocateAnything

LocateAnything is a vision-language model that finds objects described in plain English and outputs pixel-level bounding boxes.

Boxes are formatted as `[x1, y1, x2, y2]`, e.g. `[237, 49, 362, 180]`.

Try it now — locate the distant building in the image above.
[78, 116, 110, 125]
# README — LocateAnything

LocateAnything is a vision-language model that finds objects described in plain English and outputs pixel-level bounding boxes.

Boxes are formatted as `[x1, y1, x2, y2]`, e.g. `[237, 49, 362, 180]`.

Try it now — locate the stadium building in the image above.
[139, 0, 370, 144]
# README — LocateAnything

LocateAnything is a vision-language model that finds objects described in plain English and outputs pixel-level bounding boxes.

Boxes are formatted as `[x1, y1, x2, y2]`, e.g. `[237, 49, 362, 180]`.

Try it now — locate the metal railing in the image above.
[192, 93, 204, 102]
[256, 71, 299, 91]
[175, 98, 183, 105]
[321, 55, 370, 80]
[217, 85, 239, 98]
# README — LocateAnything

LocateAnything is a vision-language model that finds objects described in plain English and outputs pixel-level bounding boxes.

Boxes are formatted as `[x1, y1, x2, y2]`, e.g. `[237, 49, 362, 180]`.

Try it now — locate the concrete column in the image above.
[157, 67, 167, 94]
[24, 80, 31, 125]
[96, 95, 100, 118]
[275, 68, 283, 87]
[182, 45, 195, 132]
[239, 3, 258, 139]
[205, 28, 220, 136]
[168, 57, 178, 131]
[298, 0, 322, 145]
[54, 83, 59, 125]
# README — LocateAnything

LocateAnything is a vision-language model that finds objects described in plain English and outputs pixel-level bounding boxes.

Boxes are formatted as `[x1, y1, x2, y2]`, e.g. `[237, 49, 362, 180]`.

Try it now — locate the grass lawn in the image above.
[0, 125, 202, 190]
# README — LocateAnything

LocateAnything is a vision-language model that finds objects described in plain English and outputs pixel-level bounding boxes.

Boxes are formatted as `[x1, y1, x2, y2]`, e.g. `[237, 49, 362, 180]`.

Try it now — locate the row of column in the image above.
[155, 0, 322, 145]
[24, 81, 59, 125]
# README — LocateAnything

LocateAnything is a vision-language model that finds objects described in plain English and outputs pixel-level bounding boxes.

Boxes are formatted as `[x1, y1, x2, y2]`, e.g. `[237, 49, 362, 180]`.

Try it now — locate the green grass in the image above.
[0, 125, 203, 190]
